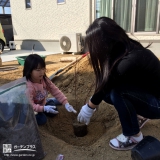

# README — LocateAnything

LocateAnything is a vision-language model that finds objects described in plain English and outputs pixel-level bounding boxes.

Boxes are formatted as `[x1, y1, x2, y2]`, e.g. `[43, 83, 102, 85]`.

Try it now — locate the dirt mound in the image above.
[40, 57, 119, 146]
[1, 54, 160, 160]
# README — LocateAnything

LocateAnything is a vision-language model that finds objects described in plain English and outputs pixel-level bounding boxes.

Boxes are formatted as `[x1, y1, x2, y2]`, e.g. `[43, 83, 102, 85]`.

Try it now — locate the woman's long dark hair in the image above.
[85, 17, 143, 93]
[23, 54, 47, 81]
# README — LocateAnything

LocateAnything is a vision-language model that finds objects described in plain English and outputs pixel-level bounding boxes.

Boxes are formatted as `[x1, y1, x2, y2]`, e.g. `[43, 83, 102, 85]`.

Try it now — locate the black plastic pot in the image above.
[131, 136, 160, 160]
[73, 120, 87, 137]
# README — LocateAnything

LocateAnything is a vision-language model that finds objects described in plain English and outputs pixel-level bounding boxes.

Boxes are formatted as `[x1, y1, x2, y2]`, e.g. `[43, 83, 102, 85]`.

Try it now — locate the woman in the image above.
[77, 17, 160, 150]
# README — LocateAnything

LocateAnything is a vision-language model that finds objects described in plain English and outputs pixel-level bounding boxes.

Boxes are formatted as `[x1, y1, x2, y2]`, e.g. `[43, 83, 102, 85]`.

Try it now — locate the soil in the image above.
[0, 53, 160, 160]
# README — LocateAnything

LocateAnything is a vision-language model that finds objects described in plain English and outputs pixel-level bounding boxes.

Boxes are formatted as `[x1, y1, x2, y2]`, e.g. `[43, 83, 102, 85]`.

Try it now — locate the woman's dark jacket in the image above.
[91, 47, 160, 105]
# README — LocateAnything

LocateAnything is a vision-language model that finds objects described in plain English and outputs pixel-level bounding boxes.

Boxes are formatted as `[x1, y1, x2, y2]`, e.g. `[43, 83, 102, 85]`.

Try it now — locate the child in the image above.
[23, 54, 77, 125]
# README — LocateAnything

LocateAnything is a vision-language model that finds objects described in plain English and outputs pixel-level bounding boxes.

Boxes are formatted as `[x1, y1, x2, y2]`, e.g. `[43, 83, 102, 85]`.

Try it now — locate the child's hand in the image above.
[65, 103, 77, 114]
[44, 105, 59, 114]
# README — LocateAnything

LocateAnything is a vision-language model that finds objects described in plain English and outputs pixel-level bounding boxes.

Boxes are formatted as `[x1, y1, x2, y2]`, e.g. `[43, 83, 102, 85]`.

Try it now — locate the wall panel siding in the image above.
[10, 0, 90, 40]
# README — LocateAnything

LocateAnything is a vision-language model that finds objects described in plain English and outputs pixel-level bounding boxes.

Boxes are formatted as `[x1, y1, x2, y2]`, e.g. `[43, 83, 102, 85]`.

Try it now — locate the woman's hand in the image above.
[77, 104, 96, 125]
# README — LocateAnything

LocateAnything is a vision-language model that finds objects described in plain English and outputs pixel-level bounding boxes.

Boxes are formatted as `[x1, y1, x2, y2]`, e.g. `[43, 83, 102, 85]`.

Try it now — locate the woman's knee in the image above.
[110, 88, 122, 103]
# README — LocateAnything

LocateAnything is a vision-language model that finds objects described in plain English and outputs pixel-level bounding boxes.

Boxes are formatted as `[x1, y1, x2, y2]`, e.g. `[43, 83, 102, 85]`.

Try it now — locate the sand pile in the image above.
[39, 57, 119, 147]
[1, 54, 159, 160]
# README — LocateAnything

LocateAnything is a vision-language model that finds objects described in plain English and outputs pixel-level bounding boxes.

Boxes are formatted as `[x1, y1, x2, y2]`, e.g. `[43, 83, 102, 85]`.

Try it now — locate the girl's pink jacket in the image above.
[26, 77, 68, 112]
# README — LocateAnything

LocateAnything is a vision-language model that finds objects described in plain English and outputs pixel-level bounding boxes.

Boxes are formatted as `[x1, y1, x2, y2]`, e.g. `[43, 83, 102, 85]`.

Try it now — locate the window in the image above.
[25, 0, 31, 9]
[96, 0, 160, 34]
[0, 14, 13, 44]
[57, 0, 65, 4]
[0, 14, 12, 25]
[0, 7, 11, 14]
[135, 0, 158, 32]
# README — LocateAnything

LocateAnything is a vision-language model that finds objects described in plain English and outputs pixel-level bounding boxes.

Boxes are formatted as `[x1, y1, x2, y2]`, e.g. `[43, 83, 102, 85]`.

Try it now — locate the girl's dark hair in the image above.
[23, 54, 46, 81]
[85, 17, 144, 93]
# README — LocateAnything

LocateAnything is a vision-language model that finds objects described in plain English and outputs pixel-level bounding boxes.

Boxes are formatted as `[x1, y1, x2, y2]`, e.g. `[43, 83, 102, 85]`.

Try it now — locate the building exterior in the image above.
[96, 0, 160, 57]
[10, 0, 94, 52]
[10, 0, 160, 56]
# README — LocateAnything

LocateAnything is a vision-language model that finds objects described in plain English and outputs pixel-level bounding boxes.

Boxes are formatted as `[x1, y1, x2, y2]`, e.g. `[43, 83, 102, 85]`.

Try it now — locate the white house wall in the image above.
[9, 0, 160, 55]
[10, 0, 94, 51]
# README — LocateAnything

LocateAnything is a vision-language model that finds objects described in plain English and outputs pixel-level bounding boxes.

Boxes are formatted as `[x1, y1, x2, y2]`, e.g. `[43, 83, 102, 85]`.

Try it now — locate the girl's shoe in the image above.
[138, 118, 149, 129]
[109, 134, 139, 151]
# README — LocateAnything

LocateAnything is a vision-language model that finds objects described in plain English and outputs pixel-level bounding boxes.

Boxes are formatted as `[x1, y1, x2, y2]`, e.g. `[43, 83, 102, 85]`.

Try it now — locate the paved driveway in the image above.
[1, 48, 60, 62]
